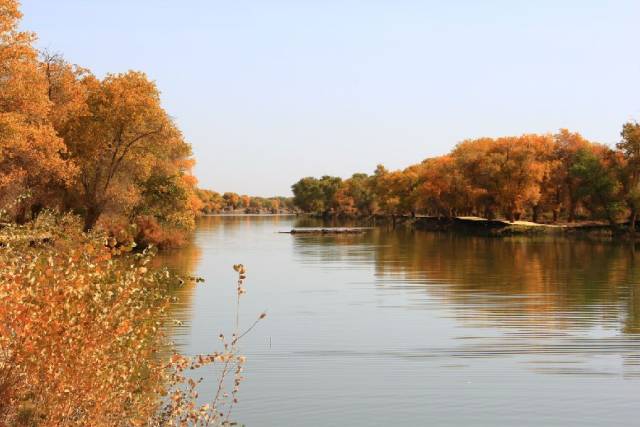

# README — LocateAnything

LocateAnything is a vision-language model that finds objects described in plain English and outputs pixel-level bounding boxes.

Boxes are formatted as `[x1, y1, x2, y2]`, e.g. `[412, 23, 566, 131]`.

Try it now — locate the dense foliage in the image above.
[0, 0, 298, 249]
[292, 128, 640, 227]
[0, 0, 211, 248]
[0, 211, 262, 425]
[0, 213, 167, 424]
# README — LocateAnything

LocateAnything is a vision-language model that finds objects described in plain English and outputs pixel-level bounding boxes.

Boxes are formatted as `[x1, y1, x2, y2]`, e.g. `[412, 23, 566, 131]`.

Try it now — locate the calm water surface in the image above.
[160, 215, 640, 426]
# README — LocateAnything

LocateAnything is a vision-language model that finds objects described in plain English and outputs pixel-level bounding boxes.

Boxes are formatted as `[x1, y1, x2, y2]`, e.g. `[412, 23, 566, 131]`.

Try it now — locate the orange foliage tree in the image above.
[0, 0, 74, 221]
[292, 129, 637, 225]
[55, 71, 194, 231]
[1, 0, 202, 246]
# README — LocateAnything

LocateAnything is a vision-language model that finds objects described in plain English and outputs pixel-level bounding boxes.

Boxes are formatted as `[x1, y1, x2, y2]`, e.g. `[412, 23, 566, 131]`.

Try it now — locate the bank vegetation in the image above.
[292, 127, 640, 234]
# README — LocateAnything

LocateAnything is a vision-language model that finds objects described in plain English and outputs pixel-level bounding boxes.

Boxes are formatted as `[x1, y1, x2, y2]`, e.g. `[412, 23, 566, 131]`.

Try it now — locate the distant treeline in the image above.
[196, 190, 295, 214]
[292, 126, 640, 229]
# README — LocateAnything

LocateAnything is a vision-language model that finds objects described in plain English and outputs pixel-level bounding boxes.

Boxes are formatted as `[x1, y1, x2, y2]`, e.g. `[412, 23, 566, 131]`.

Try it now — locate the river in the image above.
[159, 215, 640, 426]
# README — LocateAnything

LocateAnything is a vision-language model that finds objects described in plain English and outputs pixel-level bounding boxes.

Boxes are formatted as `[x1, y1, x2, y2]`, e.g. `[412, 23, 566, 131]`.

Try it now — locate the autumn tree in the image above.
[240, 194, 251, 209]
[0, 0, 73, 220]
[40, 51, 88, 131]
[223, 192, 241, 210]
[334, 173, 375, 216]
[452, 135, 553, 221]
[415, 156, 473, 217]
[268, 197, 280, 213]
[370, 165, 418, 225]
[371, 165, 398, 216]
[248, 196, 263, 212]
[197, 189, 225, 213]
[334, 185, 357, 216]
[495, 134, 554, 221]
[450, 138, 500, 218]
[57, 71, 190, 231]
[547, 129, 597, 222]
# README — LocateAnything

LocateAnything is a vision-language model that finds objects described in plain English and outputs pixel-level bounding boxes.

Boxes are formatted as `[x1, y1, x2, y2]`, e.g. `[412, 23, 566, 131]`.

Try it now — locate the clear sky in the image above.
[20, 0, 640, 196]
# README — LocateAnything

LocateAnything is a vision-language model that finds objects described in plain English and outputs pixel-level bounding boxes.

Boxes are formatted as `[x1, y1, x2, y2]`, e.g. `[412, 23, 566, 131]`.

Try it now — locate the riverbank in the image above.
[203, 212, 297, 216]
[412, 216, 562, 236]
[298, 213, 631, 238]
[411, 216, 630, 238]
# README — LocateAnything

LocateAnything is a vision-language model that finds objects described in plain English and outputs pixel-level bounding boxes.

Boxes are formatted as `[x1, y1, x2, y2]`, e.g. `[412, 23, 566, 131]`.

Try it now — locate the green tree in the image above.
[292, 177, 325, 213]
[335, 173, 375, 216]
[618, 122, 640, 231]
[318, 175, 342, 214]
[570, 148, 622, 226]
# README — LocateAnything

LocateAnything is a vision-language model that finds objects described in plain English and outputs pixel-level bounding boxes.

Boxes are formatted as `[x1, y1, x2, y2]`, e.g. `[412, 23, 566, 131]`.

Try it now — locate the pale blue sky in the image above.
[21, 1, 640, 196]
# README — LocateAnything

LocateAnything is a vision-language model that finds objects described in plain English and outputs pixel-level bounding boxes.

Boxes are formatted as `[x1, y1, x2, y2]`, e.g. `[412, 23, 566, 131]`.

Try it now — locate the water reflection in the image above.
[154, 236, 202, 346]
[291, 226, 640, 333]
[164, 216, 640, 426]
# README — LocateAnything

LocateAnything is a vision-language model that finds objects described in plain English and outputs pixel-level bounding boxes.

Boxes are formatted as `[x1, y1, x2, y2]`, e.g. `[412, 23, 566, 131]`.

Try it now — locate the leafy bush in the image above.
[0, 213, 263, 426]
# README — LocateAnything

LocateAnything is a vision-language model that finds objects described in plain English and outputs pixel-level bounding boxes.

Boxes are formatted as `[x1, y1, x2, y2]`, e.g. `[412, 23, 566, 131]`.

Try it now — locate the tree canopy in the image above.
[291, 128, 640, 226]
[0, 0, 205, 246]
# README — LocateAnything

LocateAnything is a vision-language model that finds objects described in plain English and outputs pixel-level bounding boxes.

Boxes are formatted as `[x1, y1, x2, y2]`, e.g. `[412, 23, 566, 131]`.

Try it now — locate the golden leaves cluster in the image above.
[0, 216, 170, 425]
[0, 215, 264, 426]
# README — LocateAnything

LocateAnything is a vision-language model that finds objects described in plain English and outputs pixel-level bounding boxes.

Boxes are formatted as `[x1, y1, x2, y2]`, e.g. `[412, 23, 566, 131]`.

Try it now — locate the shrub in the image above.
[96, 214, 188, 250]
[0, 213, 263, 426]
[134, 215, 187, 250]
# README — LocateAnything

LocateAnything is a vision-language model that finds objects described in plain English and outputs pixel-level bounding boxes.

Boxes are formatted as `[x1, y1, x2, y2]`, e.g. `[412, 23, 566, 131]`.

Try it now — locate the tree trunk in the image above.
[630, 210, 637, 236]
[605, 207, 617, 229]
[485, 207, 495, 220]
[532, 205, 540, 224]
[83, 204, 102, 232]
[553, 188, 561, 224]
[568, 198, 576, 223]
[31, 203, 44, 220]
[15, 203, 28, 225]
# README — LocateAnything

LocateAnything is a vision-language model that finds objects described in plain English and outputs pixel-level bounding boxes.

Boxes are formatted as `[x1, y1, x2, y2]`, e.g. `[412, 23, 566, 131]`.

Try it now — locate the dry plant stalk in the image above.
[154, 263, 266, 426]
